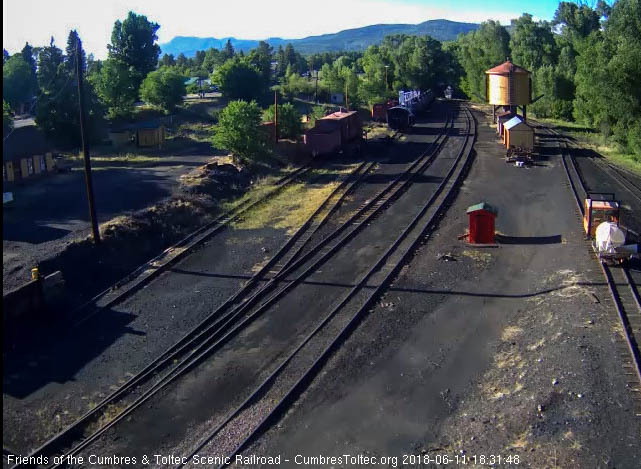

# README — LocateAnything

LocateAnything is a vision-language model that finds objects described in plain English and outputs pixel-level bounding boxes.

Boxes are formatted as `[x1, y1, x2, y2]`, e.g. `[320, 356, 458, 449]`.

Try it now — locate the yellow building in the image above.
[109, 121, 166, 149]
[136, 125, 166, 148]
[3, 124, 55, 183]
[503, 116, 535, 150]
[486, 61, 532, 122]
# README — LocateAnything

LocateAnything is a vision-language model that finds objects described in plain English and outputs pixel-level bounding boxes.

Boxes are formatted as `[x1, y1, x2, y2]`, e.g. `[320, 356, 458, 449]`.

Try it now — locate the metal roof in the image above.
[486, 61, 531, 75]
[320, 111, 358, 121]
[111, 118, 166, 132]
[467, 202, 498, 215]
[504, 116, 529, 130]
[3, 124, 52, 162]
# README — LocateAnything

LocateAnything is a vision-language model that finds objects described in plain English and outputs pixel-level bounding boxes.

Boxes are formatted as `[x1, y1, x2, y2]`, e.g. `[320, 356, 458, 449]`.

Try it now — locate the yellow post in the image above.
[45, 153, 54, 172]
[20, 158, 29, 178]
[6, 162, 15, 181]
[33, 156, 42, 174]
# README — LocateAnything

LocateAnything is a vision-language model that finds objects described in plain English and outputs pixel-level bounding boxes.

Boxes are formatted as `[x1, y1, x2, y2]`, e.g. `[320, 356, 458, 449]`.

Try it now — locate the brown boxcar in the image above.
[371, 100, 398, 122]
[372, 103, 388, 122]
[304, 111, 362, 157]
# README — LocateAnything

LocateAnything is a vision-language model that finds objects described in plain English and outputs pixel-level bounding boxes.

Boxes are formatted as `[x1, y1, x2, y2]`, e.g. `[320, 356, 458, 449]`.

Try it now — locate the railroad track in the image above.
[174, 104, 476, 468]
[69, 163, 316, 326]
[14, 110, 457, 469]
[11, 160, 370, 469]
[594, 158, 641, 204]
[552, 126, 641, 412]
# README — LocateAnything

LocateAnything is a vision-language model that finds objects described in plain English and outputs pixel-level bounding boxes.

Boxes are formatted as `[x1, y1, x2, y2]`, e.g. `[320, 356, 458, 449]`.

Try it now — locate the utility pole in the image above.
[274, 90, 278, 143]
[384, 65, 389, 91]
[314, 70, 319, 104]
[345, 82, 349, 111]
[76, 37, 100, 244]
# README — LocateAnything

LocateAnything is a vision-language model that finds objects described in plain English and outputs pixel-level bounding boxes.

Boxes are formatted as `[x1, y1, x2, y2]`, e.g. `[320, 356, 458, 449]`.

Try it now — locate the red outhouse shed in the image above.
[467, 202, 498, 244]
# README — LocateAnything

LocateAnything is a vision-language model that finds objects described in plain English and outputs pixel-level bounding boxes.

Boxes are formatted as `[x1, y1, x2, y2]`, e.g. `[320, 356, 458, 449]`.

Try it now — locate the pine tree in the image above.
[65, 30, 86, 73]
[223, 39, 235, 60]
[20, 42, 38, 99]
[108, 11, 160, 91]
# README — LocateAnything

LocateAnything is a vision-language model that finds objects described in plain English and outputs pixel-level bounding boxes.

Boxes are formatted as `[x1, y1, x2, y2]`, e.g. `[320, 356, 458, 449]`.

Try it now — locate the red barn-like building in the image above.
[467, 202, 498, 244]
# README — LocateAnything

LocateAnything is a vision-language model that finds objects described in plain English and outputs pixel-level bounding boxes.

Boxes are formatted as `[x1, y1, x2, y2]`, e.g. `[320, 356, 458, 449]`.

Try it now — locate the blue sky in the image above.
[3, 0, 564, 58]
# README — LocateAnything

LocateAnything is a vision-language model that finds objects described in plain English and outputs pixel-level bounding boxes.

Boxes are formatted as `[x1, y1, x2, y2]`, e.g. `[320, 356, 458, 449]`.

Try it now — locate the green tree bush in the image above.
[35, 35, 103, 147]
[3, 100, 13, 134]
[140, 66, 187, 111]
[3, 55, 34, 109]
[90, 59, 138, 118]
[212, 58, 266, 101]
[455, 21, 510, 100]
[263, 103, 303, 139]
[108, 11, 161, 92]
[573, 0, 641, 158]
[213, 100, 265, 164]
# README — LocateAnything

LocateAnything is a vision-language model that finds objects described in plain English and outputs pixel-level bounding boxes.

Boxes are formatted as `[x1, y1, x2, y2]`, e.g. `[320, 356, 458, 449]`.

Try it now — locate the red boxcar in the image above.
[305, 111, 362, 157]
[371, 100, 398, 121]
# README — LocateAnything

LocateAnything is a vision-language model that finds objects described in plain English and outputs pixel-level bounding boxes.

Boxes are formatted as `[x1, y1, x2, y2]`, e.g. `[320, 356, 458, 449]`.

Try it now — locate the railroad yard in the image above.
[3, 98, 641, 469]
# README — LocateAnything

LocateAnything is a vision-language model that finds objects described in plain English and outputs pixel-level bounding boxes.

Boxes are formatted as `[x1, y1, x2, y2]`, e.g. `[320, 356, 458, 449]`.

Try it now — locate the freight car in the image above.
[398, 89, 435, 114]
[387, 106, 415, 131]
[371, 99, 398, 122]
[304, 110, 363, 157]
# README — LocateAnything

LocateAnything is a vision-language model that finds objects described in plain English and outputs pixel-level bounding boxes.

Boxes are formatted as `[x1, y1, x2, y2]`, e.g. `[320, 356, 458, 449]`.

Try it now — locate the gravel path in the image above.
[3, 155, 212, 293]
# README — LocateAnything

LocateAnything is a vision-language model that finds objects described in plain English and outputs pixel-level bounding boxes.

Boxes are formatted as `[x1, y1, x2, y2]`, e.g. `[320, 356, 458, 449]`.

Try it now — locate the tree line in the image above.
[454, 0, 640, 158]
[4, 1, 640, 159]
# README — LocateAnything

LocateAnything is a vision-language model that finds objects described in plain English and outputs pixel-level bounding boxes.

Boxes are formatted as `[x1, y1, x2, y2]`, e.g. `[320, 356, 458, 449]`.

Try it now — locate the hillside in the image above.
[160, 19, 479, 57]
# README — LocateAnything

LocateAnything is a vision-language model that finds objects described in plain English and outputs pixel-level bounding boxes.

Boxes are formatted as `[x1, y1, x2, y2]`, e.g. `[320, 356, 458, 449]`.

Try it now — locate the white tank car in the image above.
[595, 222, 626, 254]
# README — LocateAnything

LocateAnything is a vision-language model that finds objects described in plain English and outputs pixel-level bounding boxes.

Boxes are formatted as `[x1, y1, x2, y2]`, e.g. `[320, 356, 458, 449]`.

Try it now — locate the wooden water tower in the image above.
[486, 60, 532, 122]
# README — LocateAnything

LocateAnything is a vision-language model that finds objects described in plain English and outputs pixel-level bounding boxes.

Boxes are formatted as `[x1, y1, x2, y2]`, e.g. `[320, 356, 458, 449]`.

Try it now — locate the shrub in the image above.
[262, 103, 303, 139]
[213, 100, 266, 165]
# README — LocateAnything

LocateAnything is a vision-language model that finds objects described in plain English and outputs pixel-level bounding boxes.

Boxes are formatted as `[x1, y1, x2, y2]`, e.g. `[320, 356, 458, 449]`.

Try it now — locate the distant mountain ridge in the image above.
[160, 19, 479, 57]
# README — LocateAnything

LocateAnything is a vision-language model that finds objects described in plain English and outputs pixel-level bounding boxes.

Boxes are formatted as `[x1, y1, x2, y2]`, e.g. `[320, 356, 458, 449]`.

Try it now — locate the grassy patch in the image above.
[364, 123, 395, 140]
[534, 116, 641, 175]
[230, 166, 356, 234]
[174, 122, 217, 143]
[232, 181, 340, 233]
[68, 153, 166, 167]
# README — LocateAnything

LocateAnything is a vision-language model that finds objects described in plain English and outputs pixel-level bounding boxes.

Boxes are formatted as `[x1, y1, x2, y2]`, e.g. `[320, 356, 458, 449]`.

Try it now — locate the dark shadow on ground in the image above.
[538, 145, 562, 158]
[3, 307, 143, 398]
[88, 159, 206, 170]
[168, 268, 253, 281]
[2, 225, 72, 244]
[3, 169, 174, 243]
[496, 234, 563, 245]
[553, 124, 596, 135]
[570, 146, 606, 162]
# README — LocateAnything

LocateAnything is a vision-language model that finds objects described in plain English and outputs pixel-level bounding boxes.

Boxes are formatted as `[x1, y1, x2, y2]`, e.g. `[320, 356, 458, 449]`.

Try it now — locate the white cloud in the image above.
[3, 0, 522, 59]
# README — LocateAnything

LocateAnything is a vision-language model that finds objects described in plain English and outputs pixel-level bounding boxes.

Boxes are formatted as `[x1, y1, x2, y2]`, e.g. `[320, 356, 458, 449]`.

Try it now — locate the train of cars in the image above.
[387, 89, 435, 131]
[303, 88, 436, 156]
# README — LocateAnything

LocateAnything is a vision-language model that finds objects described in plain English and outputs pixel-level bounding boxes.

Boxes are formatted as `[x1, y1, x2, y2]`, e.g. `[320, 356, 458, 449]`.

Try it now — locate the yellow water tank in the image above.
[486, 61, 531, 106]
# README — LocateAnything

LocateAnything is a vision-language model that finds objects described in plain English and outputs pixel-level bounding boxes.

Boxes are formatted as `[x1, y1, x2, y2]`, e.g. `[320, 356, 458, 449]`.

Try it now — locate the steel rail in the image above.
[69, 163, 315, 327]
[600, 262, 641, 388]
[553, 124, 641, 392]
[181, 104, 475, 468]
[605, 162, 641, 193]
[14, 161, 369, 469]
[25, 112, 455, 469]
[595, 159, 641, 204]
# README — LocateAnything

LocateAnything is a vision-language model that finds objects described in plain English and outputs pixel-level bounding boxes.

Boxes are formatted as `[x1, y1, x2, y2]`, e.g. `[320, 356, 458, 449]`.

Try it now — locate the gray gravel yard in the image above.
[244, 108, 641, 468]
[3, 154, 212, 293]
